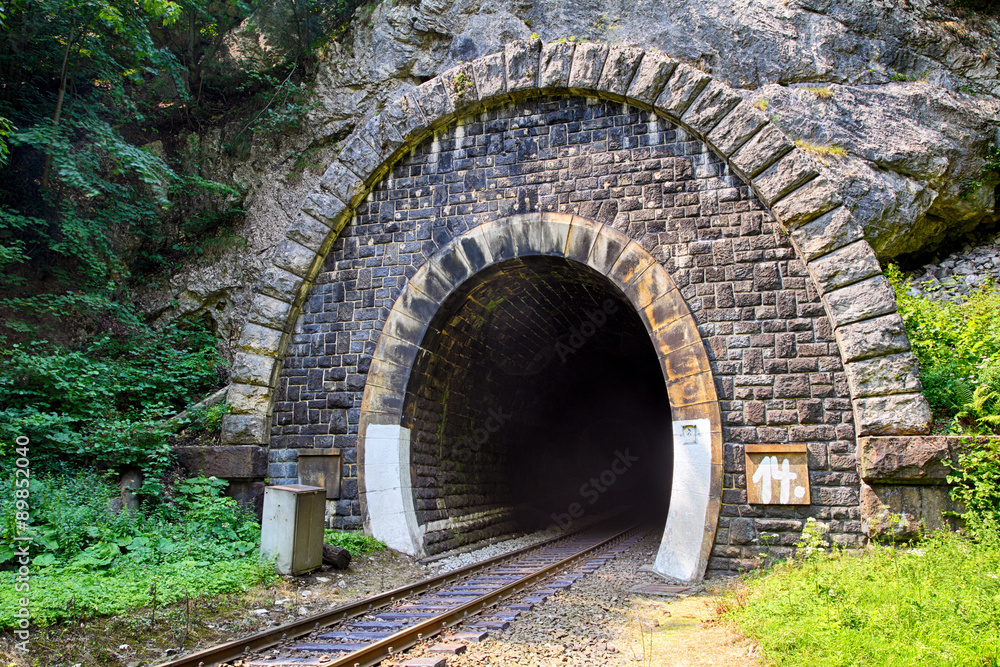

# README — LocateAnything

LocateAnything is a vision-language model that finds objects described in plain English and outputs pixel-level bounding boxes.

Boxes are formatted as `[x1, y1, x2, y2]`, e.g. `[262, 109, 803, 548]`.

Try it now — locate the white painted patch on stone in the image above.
[363, 424, 425, 556]
[654, 418, 713, 583]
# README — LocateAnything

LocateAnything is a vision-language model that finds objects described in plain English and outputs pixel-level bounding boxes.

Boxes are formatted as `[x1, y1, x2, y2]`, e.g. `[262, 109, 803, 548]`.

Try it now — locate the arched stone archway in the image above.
[223, 39, 929, 450]
[358, 214, 722, 582]
[221, 39, 934, 581]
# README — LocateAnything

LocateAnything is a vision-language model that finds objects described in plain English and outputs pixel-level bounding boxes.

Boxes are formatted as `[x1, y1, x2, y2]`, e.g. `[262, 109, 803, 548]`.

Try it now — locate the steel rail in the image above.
[155, 522, 634, 667]
[323, 522, 641, 667]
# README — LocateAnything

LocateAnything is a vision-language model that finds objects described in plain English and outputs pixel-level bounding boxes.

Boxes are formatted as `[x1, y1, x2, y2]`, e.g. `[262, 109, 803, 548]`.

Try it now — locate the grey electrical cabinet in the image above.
[260, 484, 325, 575]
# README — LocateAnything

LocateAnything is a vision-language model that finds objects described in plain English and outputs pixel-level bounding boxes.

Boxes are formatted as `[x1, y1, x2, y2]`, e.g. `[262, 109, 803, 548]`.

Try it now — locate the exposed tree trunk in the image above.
[40, 24, 74, 189]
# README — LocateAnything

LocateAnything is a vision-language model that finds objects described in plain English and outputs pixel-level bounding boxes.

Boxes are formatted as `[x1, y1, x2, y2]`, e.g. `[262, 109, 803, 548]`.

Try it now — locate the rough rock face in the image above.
[143, 0, 1000, 338]
[907, 228, 1000, 298]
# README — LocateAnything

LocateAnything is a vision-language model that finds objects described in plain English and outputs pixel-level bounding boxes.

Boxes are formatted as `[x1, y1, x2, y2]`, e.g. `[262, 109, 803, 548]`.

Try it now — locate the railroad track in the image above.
[157, 522, 646, 667]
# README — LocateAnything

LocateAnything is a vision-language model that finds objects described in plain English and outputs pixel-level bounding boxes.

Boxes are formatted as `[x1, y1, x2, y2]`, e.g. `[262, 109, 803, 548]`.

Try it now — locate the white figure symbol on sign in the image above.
[751, 456, 807, 504]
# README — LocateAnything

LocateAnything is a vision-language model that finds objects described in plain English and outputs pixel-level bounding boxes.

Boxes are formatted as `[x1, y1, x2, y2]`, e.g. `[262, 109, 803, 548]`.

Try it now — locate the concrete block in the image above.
[301, 192, 348, 229]
[380, 93, 428, 143]
[257, 264, 305, 303]
[227, 382, 274, 415]
[238, 322, 285, 356]
[272, 238, 318, 278]
[858, 435, 960, 482]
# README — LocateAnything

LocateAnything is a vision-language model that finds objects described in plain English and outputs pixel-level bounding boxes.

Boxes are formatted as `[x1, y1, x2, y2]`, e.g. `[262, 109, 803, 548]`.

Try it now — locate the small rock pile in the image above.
[906, 233, 1000, 301]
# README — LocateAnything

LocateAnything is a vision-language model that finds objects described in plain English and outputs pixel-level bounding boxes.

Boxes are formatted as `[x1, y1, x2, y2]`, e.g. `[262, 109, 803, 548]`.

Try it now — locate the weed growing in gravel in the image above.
[324, 529, 387, 556]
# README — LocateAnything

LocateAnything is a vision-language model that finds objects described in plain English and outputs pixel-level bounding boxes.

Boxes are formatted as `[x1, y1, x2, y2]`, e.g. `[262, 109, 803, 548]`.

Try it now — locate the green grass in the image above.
[324, 529, 387, 556]
[725, 527, 1000, 666]
[0, 554, 275, 627]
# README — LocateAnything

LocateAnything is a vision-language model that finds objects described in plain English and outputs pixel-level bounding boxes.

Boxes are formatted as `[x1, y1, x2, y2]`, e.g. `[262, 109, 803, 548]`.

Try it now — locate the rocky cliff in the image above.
[139, 0, 1000, 350]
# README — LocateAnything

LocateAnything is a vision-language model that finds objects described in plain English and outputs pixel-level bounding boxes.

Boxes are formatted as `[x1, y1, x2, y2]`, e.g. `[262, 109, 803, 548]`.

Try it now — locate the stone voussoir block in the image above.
[319, 159, 366, 206]
[753, 151, 821, 207]
[808, 239, 881, 293]
[655, 63, 710, 119]
[231, 351, 280, 387]
[730, 123, 795, 179]
[227, 382, 274, 415]
[414, 77, 455, 127]
[338, 131, 381, 181]
[175, 445, 268, 480]
[835, 313, 911, 363]
[257, 264, 305, 303]
[286, 211, 335, 254]
[823, 274, 897, 327]
[442, 62, 480, 110]
[846, 352, 923, 400]
[680, 79, 742, 135]
[625, 49, 677, 105]
[538, 41, 576, 89]
[380, 93, 428, 144]
[473, 52, 507, 100]
[790, 206, 863, 262]
[706, 102, 768, 157]
[597, 45, 644, 97]
[362, 110, 405, 158]
[272, 237, 318, 278]
[247, 293, 294, 331]
[568, 41, 610, 92]
[221, 413, 269, 445]
[239, 322, 286, 356]
[301, 191, 348, 228]
[853, 393, 933, 437]
[505, 39, 542, 92]
[770, 174, 840, 227]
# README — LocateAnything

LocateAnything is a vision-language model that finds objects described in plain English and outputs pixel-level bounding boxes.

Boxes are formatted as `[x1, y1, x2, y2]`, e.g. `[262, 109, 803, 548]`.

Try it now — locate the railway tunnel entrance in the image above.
[359, 216, 722, 583]
[402, 255, 672, 552]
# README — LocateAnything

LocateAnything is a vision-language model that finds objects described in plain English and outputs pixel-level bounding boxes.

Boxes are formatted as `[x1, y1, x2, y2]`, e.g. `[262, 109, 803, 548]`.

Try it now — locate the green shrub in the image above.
[0, 471, 274, 627]
[887, 264, 1000, 433]
[726, 526, 1000, 666]
[324, 529, 387, 556]
[0, 320, 224, 478]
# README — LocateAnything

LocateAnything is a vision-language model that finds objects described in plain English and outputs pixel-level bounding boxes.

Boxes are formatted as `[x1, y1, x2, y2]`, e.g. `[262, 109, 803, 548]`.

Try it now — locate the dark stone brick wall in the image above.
[271, 95, 862, 567]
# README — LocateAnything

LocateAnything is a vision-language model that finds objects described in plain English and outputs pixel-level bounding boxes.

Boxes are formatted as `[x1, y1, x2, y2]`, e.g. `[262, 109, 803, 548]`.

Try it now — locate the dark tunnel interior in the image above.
[402, 256, 672, 553]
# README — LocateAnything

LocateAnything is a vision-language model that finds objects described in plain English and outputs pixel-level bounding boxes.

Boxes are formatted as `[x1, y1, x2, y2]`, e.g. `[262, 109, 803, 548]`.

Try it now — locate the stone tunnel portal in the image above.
[402, 256, 673, 554]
